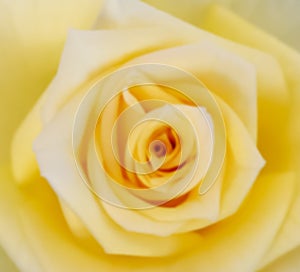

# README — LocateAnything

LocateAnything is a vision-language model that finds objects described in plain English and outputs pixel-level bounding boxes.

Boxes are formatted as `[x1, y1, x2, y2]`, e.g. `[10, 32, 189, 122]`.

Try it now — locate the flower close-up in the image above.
[0, 0, 300, 271]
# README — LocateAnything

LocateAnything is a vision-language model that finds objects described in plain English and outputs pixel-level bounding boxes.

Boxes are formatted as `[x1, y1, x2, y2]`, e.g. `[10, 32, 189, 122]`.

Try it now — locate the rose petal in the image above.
[0, 164, 295, 271]
[202, 4, 300, 266]
[0, 165, 112, 271]
[143, 0, 300, 50]
[224, 0, 300, 51]
[1, 0, 103, 166]
[259, 246, 300, 272]
[33, 92, 203, 256]
[171, 172, 295, 272]
[126, 40, 257, 140]
[0, 165, 44, 272]
[0, 245, 18, 272]
[98, 92, 264, 235]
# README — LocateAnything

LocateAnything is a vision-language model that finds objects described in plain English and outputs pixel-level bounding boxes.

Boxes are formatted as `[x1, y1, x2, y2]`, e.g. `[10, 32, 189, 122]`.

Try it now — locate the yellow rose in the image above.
[1, 0, 300, 271]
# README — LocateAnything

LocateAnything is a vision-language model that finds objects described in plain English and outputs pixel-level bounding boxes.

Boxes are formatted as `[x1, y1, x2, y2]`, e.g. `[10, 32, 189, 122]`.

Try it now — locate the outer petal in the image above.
[0, 166, 46, 272]
[33, 92, 203, 257]
[127, 41, 257, 139]
[0, 165, 110, 272]
[0, 164, 295, 272]
[222, 0, 300, 51]
[143, 0, 300, 50]
[260, 247, 300, 272]
[6, 0, 103, 178]
[202, 4, 300, 268]
[172, 172, 295, 272]
[0, 246, 18, 272]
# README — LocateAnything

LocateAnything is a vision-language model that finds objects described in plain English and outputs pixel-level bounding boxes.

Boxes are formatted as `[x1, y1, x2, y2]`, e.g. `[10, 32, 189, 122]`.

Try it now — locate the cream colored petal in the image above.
[142, 0, 212, 28]
[202, 5, 300, 170]
[40, 27, 198, 124]
[1, 167, 295, 272]
[217, 98, 265, 217]
[259, 247, 300, 272]
[0, 165, 112, 272]
[140, 97, 264, 225]
[1, 0, 103, 165]
[202, 4, 300, 265]
[127, 40, 257, 140]
[99, 103, 216, 235]
[0, 165, 203, 272]
[144, 0, 300, 50]
[101, 175, 222, 236]
[174, 172, 295, 272]
[37, 0, 217, 123]
[0, 165, 44, 272]
[223, 0, 300, 51]
[116, 3, 293, 174]
[0, 246, 18, 272]
[258, 195, 300, 269]
[11, 95, 44, 184]
[127, 35, 291, 173]
[100, 96, 264, 235]
[33, 93, 203, 256]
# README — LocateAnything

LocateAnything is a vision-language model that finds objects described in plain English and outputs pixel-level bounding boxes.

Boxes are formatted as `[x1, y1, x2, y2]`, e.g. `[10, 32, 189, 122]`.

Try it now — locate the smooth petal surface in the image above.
[223, 0, 300, 51]
[0, 244, 19, 272]
[143, 0, 300, 50]
[0, 0, 103, 166]
[127, 41, 257, 140]
[202, 4, 300, 268]
[260, 247, 300, 272]
[33, 92, 203, 257]
[0, 164, 295, 272]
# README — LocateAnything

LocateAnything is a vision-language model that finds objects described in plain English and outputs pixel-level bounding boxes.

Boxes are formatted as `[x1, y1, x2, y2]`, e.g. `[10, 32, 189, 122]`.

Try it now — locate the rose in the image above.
[0, 1, 299, 272]
[1, 0, 298, 272]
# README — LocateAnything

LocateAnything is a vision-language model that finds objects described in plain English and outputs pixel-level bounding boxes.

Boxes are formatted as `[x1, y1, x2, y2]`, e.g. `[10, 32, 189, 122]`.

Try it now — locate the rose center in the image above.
[151, 140, 166, 158]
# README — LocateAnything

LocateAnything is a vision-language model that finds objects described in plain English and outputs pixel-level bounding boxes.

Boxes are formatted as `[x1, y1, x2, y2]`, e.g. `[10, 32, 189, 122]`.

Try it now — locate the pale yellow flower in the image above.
[1, 0, 300, 271]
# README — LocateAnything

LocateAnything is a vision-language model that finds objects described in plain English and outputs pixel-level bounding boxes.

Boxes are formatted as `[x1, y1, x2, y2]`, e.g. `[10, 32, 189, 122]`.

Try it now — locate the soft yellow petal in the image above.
[33, 92, 203, 257]
[216, 98, 265, 217]
[11, 96, 44, 184]
[0, 245, 19, 272]
[142, 0, 210, 28]
[0, 165, 110, 271]
[0, 0, 103, 166]
[176, 172, 295, 272]
[0, 165, 195, 272]
[202, 4, 300, 100]
[144, 0, 300, 51]
[0, 166, 296, 272]
[0, 165, 46, 271]
[127, 40, 257, 140]
[222, 0, 300, 51]
[258, 196, 300, 269]
[259, 247, 300, 272]
[202, 4, 300, 266]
